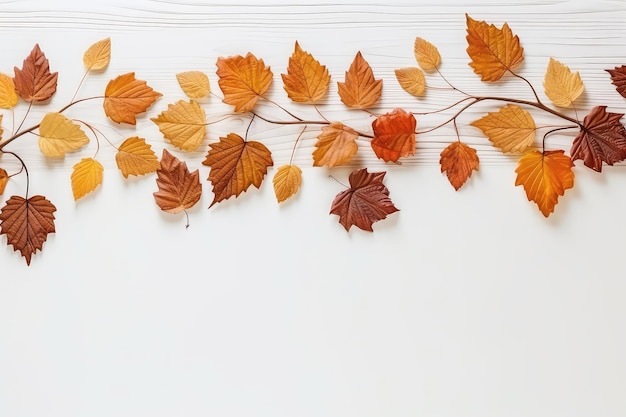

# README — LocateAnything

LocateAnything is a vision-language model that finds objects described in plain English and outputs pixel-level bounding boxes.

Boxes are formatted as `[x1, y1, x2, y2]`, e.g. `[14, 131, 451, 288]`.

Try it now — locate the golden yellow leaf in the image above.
[414, 37, 441, 71]
[38, 112, 89, 158]
[0, 114, 3, 140]
[0, 73, 18, 109]
[312, 122, 359, 167]
[71, 158, 104, 201]
[176, 71, 211, 99]
[216, 53, 273, 113]
[273, 165, 302, 203]
[394, 67, 426, 97]
[281, 41, 330, 103]
[0, 168, 8, 195]
[103, 72, 162, 124]
[337, 51, 382, 109]
[115, 137, 160, 178]
[471, 104, 536, 153]
[543, 57, 584, 108]
[151, 100, 207, 152]
[83, 38, 111, 71]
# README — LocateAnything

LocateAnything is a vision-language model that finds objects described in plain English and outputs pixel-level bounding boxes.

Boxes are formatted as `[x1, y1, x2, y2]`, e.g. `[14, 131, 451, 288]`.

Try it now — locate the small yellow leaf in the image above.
[151, 100, 207, 152]
[0, 73, 18, 109]
[0, 168, 8, 195]
[394, 67, 426, 97]
[83, 38, 111, 71]
[414, 37, 441, 71]
[115, 137, 160, 178]
[471, 104, 536, 153]
[543, 57, 584, 108]
[273, 165, 302, 203]
[71, 158, 104, 200]
[176, 71, 211, 99]
[38, 112, 89, 157]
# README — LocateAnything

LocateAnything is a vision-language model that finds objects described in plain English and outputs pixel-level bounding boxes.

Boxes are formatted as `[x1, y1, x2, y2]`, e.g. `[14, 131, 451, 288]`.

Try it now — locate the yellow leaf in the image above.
[471, 104, 536, 153]
[394, 67, 426, 97]
[281, 41, 330, 103]
[0, 168, 8, 195]
[0, 73, 18, 109]
[543, 57, 584, 108]
[151, 100, 207, 152]
[313, 122, 359, 167]
[115, 137, 160, 178]
[0, 114, 3, 140]
[38, 112, 89, 157]
[414, 37, 441, 71]
[71, 158, 104, 200]
[83, 38, 111, 71]
[176, 71, 211, 99]
[273, 165, 302, 203]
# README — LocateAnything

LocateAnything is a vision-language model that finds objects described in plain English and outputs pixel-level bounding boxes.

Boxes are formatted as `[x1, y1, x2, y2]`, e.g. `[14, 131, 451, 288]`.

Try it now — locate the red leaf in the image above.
[606, 65, 626, 99]
[153, 149, 202, 214]
[371, 108, 416, 162]
[440, 141, 480, 190]
[13, 44, 58, 102]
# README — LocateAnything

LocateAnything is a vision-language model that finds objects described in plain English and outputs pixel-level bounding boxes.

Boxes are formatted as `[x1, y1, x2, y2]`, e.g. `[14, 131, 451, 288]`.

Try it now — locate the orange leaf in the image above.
[281, 41, 330, 103]
[466, 14, 524, 81]
[13, 44, 58, 102]
[176, 71, 211, 99]
[312, 122, 359, 167]
[371, 108, 416, 162]
[515, 150, 574, 217]
[471, 104, 536, 153]
[103, 72, 162, 124]
[151, 100, 207, 152]
[0, 168, 8, 195]
[440, 141, 480, 190]
[153, 149, 202, 214]
[216, 53, 273, 113]
[337, 51, 382, 109]
[0, 73, 18, 109]
[394, 67, 426, 97]
[273, 165, 302, 203]
[0, 195, 56, 265]
[115, 137, 160, 178]
[414, 37, 441, 72]
[203, 133, 273, 207]
[71, 158, 104, 201]
[83, 38, 111, 71]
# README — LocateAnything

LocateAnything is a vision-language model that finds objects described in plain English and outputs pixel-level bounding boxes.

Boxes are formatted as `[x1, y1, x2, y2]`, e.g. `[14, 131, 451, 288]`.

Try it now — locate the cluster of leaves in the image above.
[1, 14, 626, 265]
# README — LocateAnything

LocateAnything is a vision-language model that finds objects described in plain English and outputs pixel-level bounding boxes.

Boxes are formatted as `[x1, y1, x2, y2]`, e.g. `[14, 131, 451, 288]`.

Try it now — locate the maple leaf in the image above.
[471, 104, 536, 153]
[0, 168, 8, 195]
[13, 44, 58, 102]
[330, 168, 399, 232]
[153, 149, 202, 214]
[151, 100, 207, 152]
[394, 67, 426, 97]
[571, 106, 626, 172]
[0, 73, 18, 109]
[371, 108, 417, 162]
[38, 112, 89, 157]
[466, 14, 524, 82]
[103, 72, 162, 124]
[515, 150, 574, 217]
[83, 38, 111, 71]
[337, 51, 382, 109]
[115, 137, 160, 178]
[273, 165, 302, 203]
[440, 141, 480, 190]
[543, 57, 584, 107]
[0, 195, 56, 265]
[606, 65, 626, 99]
[281, 41, 330, 104]
[312, 122, 359, 167]
[203, 133, 273, 207]
[414, 37, 441, 72]
[216, 53, 273, 113]
[176, 71, 211, 99]
[71, 158, 104, 201]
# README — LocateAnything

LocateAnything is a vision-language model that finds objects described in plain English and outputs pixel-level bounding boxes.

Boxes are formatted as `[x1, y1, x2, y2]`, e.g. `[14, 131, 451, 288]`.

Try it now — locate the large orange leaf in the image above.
[371, 108, 416, 162]
[216, 53, 273, 113]
[281, 41, 330, 103]
[115, 137, 160, 178]
[13, 44, 58, 102]
[515, 150, 574, 217]
[203, 133, 273, 207]
[153, 149, 202, 214]
[273, 165, 302, 203]
[103, 72, 162, 124]
[440, 141, 480, 190]
[312, 122, 359, 167]
[0, 195, 56, 265]
[337, 51, 382, 109]
[466, 14, 524, 81]
[543, 57, 584, 107]
[471, 104, 536, 153]
[151, 100, 207, 151]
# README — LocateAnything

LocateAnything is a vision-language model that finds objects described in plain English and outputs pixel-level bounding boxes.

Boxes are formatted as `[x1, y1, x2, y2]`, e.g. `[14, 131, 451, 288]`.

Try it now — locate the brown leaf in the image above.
[470, 104, 536, 153]
[0, 168, 8, 195]
[13, 44, 58, 102]
[337, 51, 382, 109]
[103, 72, 162, 124]
[273, 165, 302, 203]
[115, 137, 160, 178]
[153, 149, 202, 214]
[371, 108, 416, 162]
[414, 37, 441, 72]
[216, 53, 273, 113]
[281, 41, 330, 103]
[330, 168, 399, 232]
[440, 141, 480, 190]
[606, 65, 626, 99]
[0, 195, 56, 265]
[312, 122, 359, 167]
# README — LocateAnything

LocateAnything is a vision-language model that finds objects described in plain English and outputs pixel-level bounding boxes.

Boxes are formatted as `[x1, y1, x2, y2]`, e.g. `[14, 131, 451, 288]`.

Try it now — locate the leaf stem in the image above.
[510, 70, 542, 103]
[289, 126, 307, 165]
[261, 96, 303, 121]
[4, 151, 29, 198]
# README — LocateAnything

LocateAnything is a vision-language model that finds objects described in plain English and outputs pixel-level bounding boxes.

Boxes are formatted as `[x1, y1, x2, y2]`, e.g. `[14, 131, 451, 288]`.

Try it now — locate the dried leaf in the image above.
[466, 14, 524, 82]
[440, 141, 480, 190]
[103, 72, 162, 124]
[151, 100, 207, 151]
[571, 106, 626, 172]
[0, 168, 8, 195]
[273, 165, 302, 203]
[543, 57, 584, 107]
[606, 65, 626, 99]
[216, 53, 273, 113]
[38, 112, 89, 157]
[176, 71, 211, 99]
[71, 158, 104, 201]
[281, 41, 330, 103]
[312, 122, 359, 167]
[0, 195, 56, 265]
[0, 73, 18, 109]
[13, 44, 58, 102]
[414, 37, 441, 71]
[0, 114, 3, 140]
[337, 51, 382, 109]
[515, 150, 574, 217]
[153, 149, 202, 214]
[83, 38, 111, 71]
[203, 133, 273, 207]
[330, 168, 399, 232]
[115, 137, 160, 178]
[471, 104, 536, 153]
[371, 108, 416, 162]
[394, 67, 426, 97]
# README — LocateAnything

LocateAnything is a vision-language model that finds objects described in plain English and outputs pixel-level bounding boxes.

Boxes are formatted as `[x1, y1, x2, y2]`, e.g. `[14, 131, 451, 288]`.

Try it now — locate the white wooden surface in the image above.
[1, 0, 626, 416]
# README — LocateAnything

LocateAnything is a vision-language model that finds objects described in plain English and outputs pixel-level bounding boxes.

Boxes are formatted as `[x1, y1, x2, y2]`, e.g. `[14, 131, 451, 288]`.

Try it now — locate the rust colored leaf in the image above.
[543, 57, 584, 107]
[571, 106, 626, 172]
[466, 14, 524, 81]
[371, 108, 416, 162]
[440, 141, 480, 190]
[83, 38, 111, 71]
[104, 72, 162, 124]
[216, 53, 273, 113]
[515, 150, 574, 217]
[0, 168, 8, 195]
[0, 195, 56, 265]
[153, 149, 202, 214]
[414, 37, 441, 72]
[151, 100, 207, 151]
[281, 41, 330, 103]
[0, 73, 18, 109]
[330, 168, 399, 232]
[606, 65, 626, 99]
[176, 71, 211, 99]
[13, 44, 58, 102]
[273, 165, 302, 203]
[394, 67, 426, 97]
[337, 51, 382, 109]
[471, 104, 536, 153]
[312, 122, 359, 167]
[115, 137, 160, 178]
[203, 133, 273, 207]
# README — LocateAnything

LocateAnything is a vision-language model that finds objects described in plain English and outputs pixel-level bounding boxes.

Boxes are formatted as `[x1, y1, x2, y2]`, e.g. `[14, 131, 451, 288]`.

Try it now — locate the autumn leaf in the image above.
[440, 141, 480, 190]
[71, 158, 104, 201]
[543, 57, 584, 107]
[203, 133, 273, 207]
[281, 41, 330, 103]
[0, 195, 56, 265]
[337, 51, 382, 109]
[83, 38, 111, 71]
[216, 53, 273, 113]
[606, 65, 626, 99]
[0, 168, 8, 195]
[0, 73, 18, 109]
[466, 14, 524, 81]
[13, 44, 58, 102]
[115, 137, 160, 178]
[371, 108, 416, 162]
[151, 100, 207, 151]
[414, 37, 441, 71]
[312, 122, 359, 167]
[38, 112, 89, 157]
[394, 67, 426, 97]
[0, 114, 3, 140]
[103, 72, 162, 124]
[515, 150, 574, 217]
[153, 149, 202, 214]
[471, 104, 536, 153]
[330, 168, 399, 232]
[273, 165, 302, 203]
[176, 71, 211, 99]
[571, 106, 626, 172]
